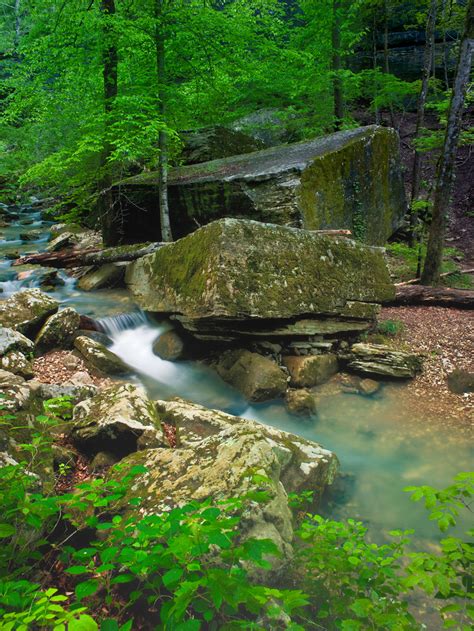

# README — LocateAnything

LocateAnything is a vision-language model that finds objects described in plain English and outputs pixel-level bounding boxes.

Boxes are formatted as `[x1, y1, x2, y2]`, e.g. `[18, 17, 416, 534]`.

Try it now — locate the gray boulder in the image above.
[126, 218, 394, 343]
[113, 398, 338, 561]
[0, 289, 58, 338]
[70, 383, 164, 455]
[214, 349, 288, 402]
[0, 369, 33, 411]
[447, 369, 474, 394]
[180, 125, 265, 165]
[74, 335, 130, 375]
[35, 307, 81, 352]
[283, 354, 339, 388]
[116, 125, 407, 246]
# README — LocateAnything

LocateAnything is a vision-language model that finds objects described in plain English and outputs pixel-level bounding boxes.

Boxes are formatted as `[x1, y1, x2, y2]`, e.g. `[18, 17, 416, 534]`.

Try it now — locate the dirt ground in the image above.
[380, 306, 473, 429]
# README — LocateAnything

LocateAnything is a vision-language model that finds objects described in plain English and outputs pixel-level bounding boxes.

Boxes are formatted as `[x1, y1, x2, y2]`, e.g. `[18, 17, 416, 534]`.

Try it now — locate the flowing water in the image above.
[1, 202, 472, 548]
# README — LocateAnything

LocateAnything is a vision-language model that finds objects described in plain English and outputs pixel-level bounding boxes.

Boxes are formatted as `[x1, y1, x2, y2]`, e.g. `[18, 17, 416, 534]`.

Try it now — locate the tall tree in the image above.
[332, 0, 344, 129]
[155, 0, 173, 242]
[409, 0, 438, 246]
[100, 0, 119, 245]
[421, 0, 474, 285]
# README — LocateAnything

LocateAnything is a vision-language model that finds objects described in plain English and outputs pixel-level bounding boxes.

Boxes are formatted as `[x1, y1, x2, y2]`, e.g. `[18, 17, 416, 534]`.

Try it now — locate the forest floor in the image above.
[379, 306, 473, 430]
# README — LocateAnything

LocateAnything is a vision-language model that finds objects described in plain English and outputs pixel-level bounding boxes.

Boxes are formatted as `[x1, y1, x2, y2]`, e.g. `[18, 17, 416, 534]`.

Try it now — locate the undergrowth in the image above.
[0, 399, 472, 630]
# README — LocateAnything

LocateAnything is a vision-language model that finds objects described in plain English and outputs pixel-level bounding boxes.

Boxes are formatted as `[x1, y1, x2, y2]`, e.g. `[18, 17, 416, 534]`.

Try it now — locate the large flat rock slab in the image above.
[125, 219, 395, 326]
[115, 125, 407, 245]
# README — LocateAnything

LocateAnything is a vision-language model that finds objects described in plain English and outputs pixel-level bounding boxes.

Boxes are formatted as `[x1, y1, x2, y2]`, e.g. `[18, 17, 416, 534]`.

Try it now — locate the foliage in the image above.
[385, 242, 466, 283]
[376, 319, 405, 337]
[0, 439, 472, 630]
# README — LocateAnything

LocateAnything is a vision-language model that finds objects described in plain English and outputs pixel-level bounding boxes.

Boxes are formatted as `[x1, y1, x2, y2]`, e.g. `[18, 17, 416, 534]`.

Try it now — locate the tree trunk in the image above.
[421, 0, 474, 285]
[99, 0, 118, 246]
[372, 14, 381, 124]
[332, 0, 344, 130]
[383, 0, 395, 127]
[14, 242, 166, 268]
[410, 0, 437, 207]
[156, 0, 173, 242]
[14, 0, 21, 50]
[390, 284, 474, 308]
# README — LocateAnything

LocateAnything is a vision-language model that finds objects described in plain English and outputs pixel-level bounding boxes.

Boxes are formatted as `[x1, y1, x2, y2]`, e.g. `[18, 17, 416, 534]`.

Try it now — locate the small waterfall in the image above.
[97, 310, 149, 336]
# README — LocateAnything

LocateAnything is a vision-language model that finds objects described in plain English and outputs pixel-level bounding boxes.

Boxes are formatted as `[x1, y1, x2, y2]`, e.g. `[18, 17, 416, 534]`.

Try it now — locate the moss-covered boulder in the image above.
[70, 383, 163, 456]
[74, 336, 130, 375]
[126, 218, 394, 338]
[112, 398, 338, 560]
[0, 289, 59, 338]
[285, 389, 317, 416]
[35, 307, 81, 352]
[115, 126, 407, 245]
[213, 349, 288, 402]
[283, 354, 339, 388]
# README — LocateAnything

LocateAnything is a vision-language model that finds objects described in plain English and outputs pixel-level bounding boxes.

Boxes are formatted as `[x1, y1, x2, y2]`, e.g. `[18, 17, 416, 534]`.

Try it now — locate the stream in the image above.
[1, 202, 472, 548]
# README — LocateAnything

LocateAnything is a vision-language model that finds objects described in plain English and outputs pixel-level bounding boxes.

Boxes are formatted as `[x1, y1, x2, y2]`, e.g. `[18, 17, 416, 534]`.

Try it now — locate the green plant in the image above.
[376, 319, 405, 337]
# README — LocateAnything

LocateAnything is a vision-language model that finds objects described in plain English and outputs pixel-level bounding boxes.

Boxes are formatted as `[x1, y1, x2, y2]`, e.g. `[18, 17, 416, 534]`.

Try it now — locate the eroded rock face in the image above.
[115, 126, 407, 245]
[114, 398, 338, 560]
[126, 218, 394, 344]
[0, 327, 34, 377]
[35, 308, 81, 352]
[346, 343, 423, 378]
[213, 349, 288, 402]
[74, 336, 130, 375]
[0, 289, 58, 338]
[0, 369, 32, 411]
[70, 383, 164, 456]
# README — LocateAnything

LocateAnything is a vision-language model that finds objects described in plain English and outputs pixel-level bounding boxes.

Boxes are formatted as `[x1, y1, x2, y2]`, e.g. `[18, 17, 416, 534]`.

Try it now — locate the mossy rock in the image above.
[73, 335, 130, 376]
[283, 354, 339, 388]
[35, 307, 81, 352]
[0, 289, 59, 339]
[116, 126, 407, 246]
[126, 218, 395, 322]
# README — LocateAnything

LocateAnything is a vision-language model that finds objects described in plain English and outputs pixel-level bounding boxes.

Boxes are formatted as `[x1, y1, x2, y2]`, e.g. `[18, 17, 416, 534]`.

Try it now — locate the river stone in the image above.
[38, 383, 98, 405]
[285, 389, 317, 416]
[77, 264, 125, 291]
[126, 218, 395, 327]
[0, 327, 34, 356]
[347, 343, 423, 379]
[358, 378, 381, 396]
[70, 383, 164, 456]
[213, 349, 288, 402]
[152, 330, 185, 361]
[114, 398, 338, 561]
[35, 308, 81, 352]
[0, 350, 33, 378]
[0, 369, 33, 411]
[46, 232, 74, 252]
[74, 336, 130, 375]
[116, 125, 407, 245]
[283, 354, 339, 388]
[0, 289, 58, 338]
[447, 369, 474, 394]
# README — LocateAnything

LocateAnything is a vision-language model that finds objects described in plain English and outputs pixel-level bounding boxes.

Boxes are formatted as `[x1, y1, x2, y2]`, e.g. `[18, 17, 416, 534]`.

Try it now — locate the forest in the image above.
[0, 0, 473, 630]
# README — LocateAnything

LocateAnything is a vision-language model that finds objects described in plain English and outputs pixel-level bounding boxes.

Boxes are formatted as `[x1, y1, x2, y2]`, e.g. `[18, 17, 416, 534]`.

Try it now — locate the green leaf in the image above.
[100, 620, 119, 631]
[75, 579, 99, 601]
[163, 568, 184, 588]
[66, 566, 90, 575]
[0, 524, 15, 538]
